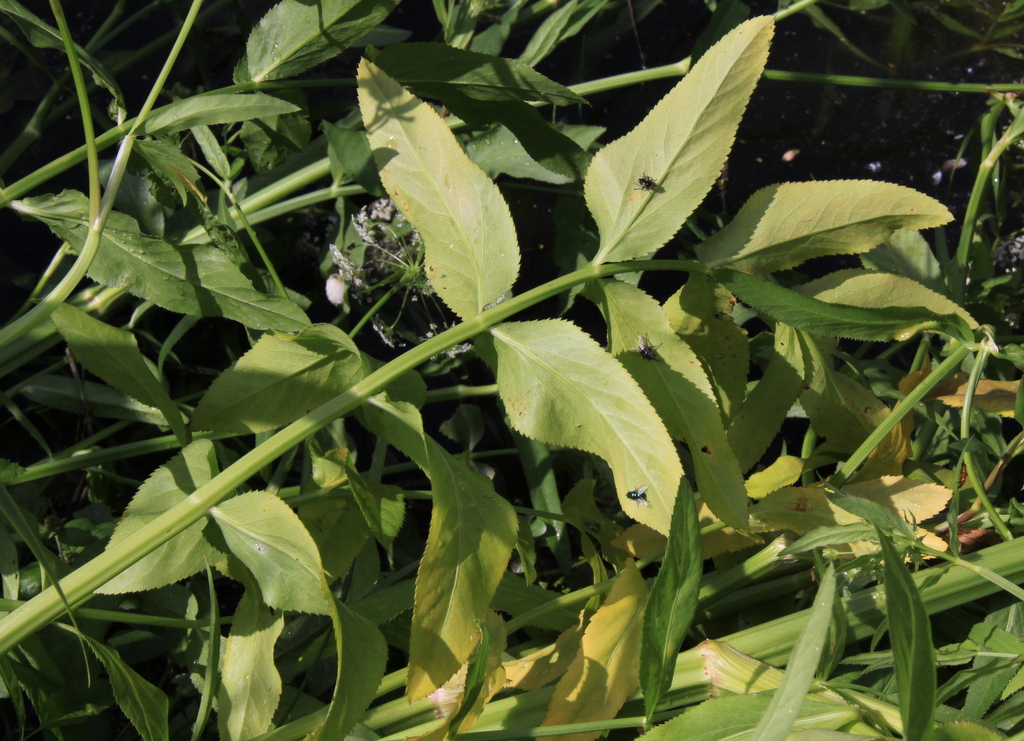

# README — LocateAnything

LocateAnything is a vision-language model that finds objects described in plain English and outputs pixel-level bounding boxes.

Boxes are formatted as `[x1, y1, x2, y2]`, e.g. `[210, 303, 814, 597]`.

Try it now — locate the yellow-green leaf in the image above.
[795, 269, 977, 329]
[97, 441, 222, 594]
[540, 561, 648, 741]
[218, 588, 284, 741]
[482, 319, 683, 534]
[191, 324, 363, 433]
[407, 443, 517, 701]
[586, 281, 748, 528]
[586, 17, 773, 265]
[745, 456, 804, 500]
[210, 491, 329, 615]
[697, 181, 953, 275]
[357, 59, 520, 319]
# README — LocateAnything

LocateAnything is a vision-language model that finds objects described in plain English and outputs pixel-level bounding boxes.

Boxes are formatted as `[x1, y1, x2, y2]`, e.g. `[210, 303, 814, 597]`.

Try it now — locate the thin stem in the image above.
[350, 282, 404, 338]
[0, 260, 701, 655]
[831, 343, 972, 487]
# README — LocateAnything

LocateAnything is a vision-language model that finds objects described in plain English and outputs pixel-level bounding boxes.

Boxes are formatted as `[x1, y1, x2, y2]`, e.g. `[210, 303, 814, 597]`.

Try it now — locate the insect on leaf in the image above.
[586, 17, 773, 265]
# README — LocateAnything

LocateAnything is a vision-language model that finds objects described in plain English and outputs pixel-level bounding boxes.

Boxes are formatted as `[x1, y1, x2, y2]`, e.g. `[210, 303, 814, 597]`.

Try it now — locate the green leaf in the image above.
[727, 323, 808, 473]
[665, 273, 750, 422]
[749, 565, 837, 741]
[586, 281, 748, 528]
[139, 93, 301, 136]
[697, 180, 953, 276]
[323, 121, 383, 195]
[375, 42, 586, 106]
[795, 269, 977, 331]
[861, 229, 946, 295]
[312, 595, 388, 741]
[713, 267, 974, 342]
[0, 0, 125, 120]
[76, 633, 169, 741]
[217, 588, 284, 741]
[20, 375, 166, 424]
[211, 491, 329, 615]
[191, 324, 363, 433]
[97, 441, 223, 594]
[877, 529, 936, 741]
[517, 0, 605, 67]
[358, 59, 520, 319]
[481, 319, 684, 534]
[11, 191, 310, 332]
[134, 139, 203, 207]
[239, 90, 311, 174]
[586, 17, 773, 265]
[640, 478, 703, 719]
[467, 123, 604, 184]
[407, 442, 517, 702]
[50, 304, 188, 445]
[244, 0, 399, 82]
[781, 524, 879, 555]
[932, 723, 1004, 741]
[344, 465, 405, 549]
[640, 693, 856, 741]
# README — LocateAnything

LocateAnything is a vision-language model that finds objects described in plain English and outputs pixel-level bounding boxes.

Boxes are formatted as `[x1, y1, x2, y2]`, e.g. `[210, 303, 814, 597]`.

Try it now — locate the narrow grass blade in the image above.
[877, 529, 936, 741]
[640, 478, 702, 720]
[749, 564, 837, 741]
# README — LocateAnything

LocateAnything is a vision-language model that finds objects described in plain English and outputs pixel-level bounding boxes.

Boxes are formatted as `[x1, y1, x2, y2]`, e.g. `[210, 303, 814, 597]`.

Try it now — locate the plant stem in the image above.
[0, 260, 701, 655]
[831, 342, 972, 487]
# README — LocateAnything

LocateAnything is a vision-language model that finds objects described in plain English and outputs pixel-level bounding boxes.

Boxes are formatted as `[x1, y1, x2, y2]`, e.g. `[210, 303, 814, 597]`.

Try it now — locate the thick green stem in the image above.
[0, 260, 699, 654]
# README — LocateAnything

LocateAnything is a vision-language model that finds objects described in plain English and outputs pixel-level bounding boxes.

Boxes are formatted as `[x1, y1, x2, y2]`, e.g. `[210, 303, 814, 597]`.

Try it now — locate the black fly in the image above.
[625, 486, 649, 506]
[636, 174, 657, 192]
[632, 334, 658, 361]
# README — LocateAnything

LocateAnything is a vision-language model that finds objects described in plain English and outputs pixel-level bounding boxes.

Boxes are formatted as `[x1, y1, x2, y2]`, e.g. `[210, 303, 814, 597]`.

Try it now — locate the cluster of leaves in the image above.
[1, 1, 1024, 741]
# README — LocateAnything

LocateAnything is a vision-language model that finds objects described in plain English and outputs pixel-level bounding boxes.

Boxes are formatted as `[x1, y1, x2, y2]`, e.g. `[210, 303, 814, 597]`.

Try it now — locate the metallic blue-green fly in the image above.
[625, 486, 649, 506]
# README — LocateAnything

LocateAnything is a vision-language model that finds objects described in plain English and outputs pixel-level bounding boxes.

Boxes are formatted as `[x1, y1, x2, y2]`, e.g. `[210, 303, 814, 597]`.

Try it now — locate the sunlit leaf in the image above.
[746, 456, 804, 500]
[481, 319, 683, 534]
[714, 268, 973, 343]
[795, 269, 977, 330]
[358, 59, 520, 320]
[862, 229, 946, 295]
[191, 324, 363, 433]
[139, 93, 301, 135]
[97, 441, 222, 594]
[697, 181, 953, 275]
[933, 376, 1021, 418]
[540, 561, 648, 741]
[218, 588, 284, 741]
[504, 613, 587, 690]
[210, 491, 329, 615]
[587, 280, 747, 528]
[665, 273, 750, 421]
[407, 443, 517, 701]
[587, 17, 773, 265]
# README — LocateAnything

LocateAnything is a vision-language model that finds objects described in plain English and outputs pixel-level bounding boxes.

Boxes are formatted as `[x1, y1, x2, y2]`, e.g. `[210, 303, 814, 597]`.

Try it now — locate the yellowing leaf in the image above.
[540, 561, 648, 741]
[935, 378, 1021, 417]
[750, 476, 951, 552]
[407, 445, 517, 702]
[698, 500, 763, 559]
[505, 614, 587, 691]
[357, 59, 519, 320]
[218, 589, 284, 741]
[796, 269, 978, 330]
[484, 319, 683, 534]
[611, 524, 666, 560]
[745, 456, 804, 500]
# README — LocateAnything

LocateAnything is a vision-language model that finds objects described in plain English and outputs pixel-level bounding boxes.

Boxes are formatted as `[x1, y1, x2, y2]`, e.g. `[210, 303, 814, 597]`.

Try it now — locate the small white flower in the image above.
[325, 274, 347, 306]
